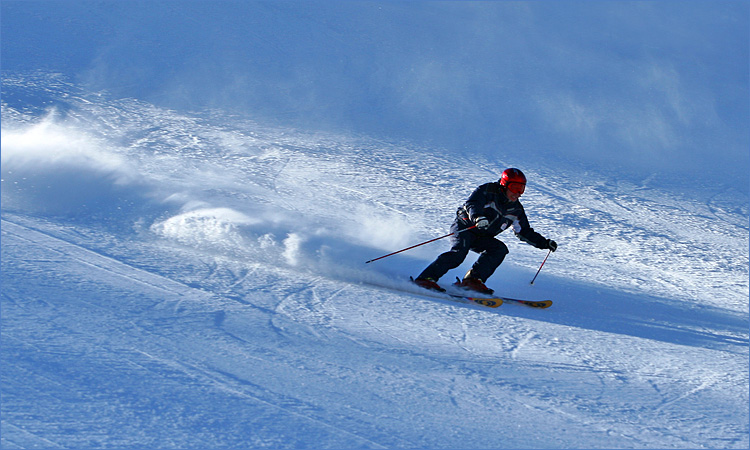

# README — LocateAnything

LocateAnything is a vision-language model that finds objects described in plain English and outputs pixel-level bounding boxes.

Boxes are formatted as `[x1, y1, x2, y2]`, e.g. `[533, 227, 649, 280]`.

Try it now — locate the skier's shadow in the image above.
[516, 276, 749, 355]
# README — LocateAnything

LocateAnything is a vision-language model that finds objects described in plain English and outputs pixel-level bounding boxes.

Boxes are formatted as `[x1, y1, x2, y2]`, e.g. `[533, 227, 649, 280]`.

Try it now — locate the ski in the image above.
[435, 290, 552, 309]
[448, 291, 551, 309]
[409, 277, 502, 307]
[449, 277, 552, 308]
[453, 277, 552, 309]
[500, 298, 553, 309]
[444, 293, 503, 308]
[410, 277, 551, 309]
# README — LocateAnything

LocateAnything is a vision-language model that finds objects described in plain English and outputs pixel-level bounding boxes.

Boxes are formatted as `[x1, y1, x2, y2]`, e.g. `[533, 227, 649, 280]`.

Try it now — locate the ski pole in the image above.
[365, 225, 477, 264]
[530, 249, 552, 285]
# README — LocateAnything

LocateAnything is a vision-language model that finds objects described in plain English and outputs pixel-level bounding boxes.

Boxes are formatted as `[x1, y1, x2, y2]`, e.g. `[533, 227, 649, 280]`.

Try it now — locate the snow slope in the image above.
[2, 74, 748, 449]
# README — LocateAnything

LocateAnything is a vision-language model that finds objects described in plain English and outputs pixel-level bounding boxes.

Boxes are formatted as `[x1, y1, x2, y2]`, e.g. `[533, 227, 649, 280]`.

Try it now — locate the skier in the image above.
[414, 168, 557, 294]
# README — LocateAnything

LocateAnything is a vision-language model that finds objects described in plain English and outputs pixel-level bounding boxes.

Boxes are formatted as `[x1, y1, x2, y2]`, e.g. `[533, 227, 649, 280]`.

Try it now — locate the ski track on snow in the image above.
[1, 218, 412, 449]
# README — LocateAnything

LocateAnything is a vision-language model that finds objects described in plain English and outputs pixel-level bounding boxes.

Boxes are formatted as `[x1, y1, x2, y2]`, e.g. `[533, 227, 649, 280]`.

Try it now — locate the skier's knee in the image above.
[484, 240, 508, 259]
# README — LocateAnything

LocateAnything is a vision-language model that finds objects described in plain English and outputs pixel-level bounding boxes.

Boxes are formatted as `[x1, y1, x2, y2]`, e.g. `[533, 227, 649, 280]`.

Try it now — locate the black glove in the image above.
[546, 239, 558, 252]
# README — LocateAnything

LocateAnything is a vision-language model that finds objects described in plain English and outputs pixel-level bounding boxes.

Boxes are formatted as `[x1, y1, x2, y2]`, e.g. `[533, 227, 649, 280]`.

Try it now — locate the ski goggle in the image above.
[506, 182, 526, 195]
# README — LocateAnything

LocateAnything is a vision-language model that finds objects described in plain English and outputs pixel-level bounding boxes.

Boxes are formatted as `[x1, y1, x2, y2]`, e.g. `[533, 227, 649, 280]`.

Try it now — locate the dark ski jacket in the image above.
[456, 182, 549, 249]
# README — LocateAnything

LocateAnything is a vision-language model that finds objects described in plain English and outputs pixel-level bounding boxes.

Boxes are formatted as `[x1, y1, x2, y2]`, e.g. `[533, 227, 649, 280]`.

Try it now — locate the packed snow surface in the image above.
[2, 74, 748, 449]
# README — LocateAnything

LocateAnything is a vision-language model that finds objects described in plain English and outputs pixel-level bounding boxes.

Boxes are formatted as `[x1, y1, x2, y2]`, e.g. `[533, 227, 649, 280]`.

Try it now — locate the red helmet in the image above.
[499, 168, 526, 195]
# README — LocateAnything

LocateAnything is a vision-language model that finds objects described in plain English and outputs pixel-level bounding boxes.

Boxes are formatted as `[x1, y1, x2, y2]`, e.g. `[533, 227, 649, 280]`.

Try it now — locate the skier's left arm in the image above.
[513, 208, 557, 252]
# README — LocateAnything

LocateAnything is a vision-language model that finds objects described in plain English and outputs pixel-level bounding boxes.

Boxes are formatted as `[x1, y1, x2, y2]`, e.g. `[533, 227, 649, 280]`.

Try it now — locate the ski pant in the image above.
[417, 221, 509, 283]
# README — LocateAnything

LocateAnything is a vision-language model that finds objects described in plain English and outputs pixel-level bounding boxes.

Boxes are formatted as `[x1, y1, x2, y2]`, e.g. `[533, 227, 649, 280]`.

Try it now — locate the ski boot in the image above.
[454, 277, 494, 295]
[412, 277, 446, 292]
